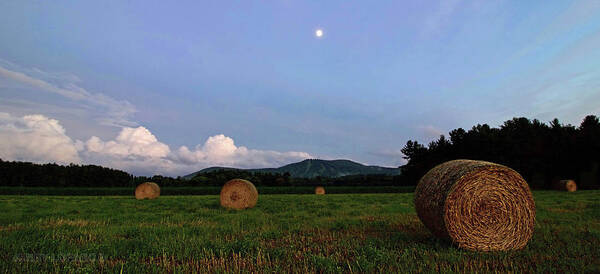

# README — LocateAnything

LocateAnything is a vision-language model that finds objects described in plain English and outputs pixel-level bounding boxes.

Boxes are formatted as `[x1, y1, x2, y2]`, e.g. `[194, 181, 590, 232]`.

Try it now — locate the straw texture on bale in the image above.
[555, 179, 577, 192]
[315, 186, 326, 195]
[414, 159, 536, 251]
[220, 179, 258, 210]
[135, 182, 160, 200]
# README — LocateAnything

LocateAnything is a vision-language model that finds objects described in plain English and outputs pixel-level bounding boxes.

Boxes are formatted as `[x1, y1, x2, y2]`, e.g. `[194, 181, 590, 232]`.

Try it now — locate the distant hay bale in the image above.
[554, 179, 577, 192]
[220, 179, 258, 210]
[315, 186, 326, 195]
[135, 182, 160, 200]
[414, 159, 536, 251]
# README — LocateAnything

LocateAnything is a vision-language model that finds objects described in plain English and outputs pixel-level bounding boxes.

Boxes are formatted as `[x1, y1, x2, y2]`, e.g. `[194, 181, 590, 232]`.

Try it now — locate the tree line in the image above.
[0, 161, 133, 187]
[182, 170, 404, 187]
[400, 115, 600, 189]
[2, 114, 598, 189]
[0, 160, 403, 187]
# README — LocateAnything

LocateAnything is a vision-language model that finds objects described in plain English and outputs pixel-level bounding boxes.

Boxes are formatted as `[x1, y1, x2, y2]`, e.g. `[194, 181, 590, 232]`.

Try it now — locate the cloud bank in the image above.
[0, 113, 312, 176]
[0, 113, 81, 164]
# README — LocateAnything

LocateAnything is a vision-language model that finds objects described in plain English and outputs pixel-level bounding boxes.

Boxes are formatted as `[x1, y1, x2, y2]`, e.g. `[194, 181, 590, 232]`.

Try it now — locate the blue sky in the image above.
[1, 1, 599, 175]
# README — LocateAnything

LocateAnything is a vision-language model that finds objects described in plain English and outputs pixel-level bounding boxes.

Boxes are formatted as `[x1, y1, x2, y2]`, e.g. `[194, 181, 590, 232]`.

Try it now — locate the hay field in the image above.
[1, 191, 599, 273]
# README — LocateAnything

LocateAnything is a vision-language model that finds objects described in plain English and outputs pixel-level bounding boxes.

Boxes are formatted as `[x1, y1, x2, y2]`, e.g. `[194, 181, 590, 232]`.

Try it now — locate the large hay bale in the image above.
[220, 179, 258, 210]
[554, 179, 577, 192]
[135, 182, 160, 200]
[315, 186, 326, 195]
[414, 159, 535, 251]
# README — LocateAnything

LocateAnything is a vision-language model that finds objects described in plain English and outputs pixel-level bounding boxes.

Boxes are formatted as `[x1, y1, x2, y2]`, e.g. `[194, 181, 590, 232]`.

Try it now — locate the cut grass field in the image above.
[1, 191, 599, 273]
[0, 186, 414, 196]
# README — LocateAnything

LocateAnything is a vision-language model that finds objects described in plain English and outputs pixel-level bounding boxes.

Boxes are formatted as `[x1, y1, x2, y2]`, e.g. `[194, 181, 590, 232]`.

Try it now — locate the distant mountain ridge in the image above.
[183, 159, 401, 179]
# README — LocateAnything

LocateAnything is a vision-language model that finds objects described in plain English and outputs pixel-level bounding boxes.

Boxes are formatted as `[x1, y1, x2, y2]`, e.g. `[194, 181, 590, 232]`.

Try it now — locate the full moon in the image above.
[315, 29, 323, 37]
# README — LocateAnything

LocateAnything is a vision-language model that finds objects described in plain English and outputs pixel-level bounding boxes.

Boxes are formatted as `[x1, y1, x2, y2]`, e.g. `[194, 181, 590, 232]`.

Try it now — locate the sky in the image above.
[1, 1, 599, 176]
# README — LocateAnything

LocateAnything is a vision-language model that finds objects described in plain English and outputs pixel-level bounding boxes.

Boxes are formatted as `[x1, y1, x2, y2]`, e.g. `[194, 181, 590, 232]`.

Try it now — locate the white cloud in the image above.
[173, 134, 312, 170]
[79, 126, 177, 175]
[0, 113, 80, 164]
[0, 112, 313, 175]
[0, 60, 136, 127]
[82, 127, 312, 175]
[85, 127, 170, 158]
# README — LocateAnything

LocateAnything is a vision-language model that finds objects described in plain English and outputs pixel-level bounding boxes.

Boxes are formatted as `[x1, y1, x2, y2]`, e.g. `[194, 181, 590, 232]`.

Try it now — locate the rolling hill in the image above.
[183, 159, 401, 179]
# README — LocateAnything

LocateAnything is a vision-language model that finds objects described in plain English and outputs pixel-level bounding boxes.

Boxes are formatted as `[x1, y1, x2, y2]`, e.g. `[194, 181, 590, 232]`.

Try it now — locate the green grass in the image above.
[1, 191, 599, 273]
[0, 186, 414, 196]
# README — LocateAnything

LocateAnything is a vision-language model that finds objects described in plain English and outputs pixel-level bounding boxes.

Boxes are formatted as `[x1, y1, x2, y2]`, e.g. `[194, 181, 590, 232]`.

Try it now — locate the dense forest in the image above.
[0, 161, 133, 187]
[400, 115, 600, 189]
[1, 115, 598, 189]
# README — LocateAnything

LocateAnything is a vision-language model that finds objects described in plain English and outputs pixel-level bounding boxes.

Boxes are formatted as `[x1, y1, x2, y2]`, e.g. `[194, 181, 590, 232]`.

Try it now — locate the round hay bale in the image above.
[135, 182, 160, 200]
[315, 186, 326, 195]
[554, 179, 577, 192]
[414, 159, 536, 251]
[220, 179, 258, 210]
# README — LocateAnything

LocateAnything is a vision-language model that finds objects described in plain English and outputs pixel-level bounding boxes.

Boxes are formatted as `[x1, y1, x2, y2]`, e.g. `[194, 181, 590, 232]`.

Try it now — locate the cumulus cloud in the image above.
[0, 113, 80, 164]
[76, 127, 310, 175]
[0, 112, 313, 175]
[174, 134, 312, 169]
[80, 126, 176, 175]
[83, 130, 312, 175]
[0, 60, 136, 127]
[85, 127, 170, 158]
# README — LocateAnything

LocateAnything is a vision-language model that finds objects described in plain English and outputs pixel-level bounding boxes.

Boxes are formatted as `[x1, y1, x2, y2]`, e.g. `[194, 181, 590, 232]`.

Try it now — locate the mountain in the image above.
[183, 159, 401, 179]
